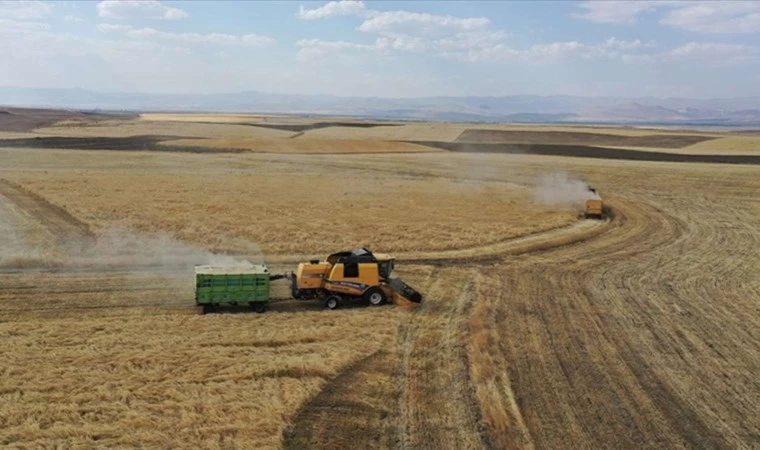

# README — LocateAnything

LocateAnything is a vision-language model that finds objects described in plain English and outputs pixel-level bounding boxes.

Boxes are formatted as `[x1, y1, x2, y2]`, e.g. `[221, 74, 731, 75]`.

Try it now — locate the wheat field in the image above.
[1, 111, 759, 448]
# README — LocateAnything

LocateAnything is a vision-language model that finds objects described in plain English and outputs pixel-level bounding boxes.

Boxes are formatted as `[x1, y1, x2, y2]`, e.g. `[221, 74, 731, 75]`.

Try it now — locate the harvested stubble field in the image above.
[1, 110, 760, 449]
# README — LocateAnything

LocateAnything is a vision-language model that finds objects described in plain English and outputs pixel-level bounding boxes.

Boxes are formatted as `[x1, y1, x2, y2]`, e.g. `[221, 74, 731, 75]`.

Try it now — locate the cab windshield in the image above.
[378, 260, 394, 279]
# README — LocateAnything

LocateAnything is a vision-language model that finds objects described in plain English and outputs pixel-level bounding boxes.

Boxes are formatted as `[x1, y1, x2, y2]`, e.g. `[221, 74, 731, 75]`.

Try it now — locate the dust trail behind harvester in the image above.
[1, 222, 262, 273]
[534, 172, 598, 212]
[67, 227, 262, 272]
[0, 198, 49, 268]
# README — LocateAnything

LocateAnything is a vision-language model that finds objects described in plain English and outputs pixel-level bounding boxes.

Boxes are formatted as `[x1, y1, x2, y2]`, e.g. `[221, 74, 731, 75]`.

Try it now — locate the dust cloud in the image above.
[534, 172, 598, 211]
[67, 227, 260, 271]
[0, 200, 47, 267]
[1, 224, 262, 272]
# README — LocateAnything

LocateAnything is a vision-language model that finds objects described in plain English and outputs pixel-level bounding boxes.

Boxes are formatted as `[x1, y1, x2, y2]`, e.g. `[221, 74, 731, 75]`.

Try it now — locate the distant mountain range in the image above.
[1, 86, 759, 126]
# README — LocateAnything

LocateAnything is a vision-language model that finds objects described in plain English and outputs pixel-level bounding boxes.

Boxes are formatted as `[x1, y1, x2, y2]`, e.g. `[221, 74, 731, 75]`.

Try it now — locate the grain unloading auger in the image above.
[291, 248, 423, 309]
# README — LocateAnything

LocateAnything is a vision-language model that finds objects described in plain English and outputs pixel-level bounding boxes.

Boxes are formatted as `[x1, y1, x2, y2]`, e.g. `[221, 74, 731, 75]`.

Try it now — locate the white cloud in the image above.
[437, 37, 664, 64]
[298, 0, 367, 20]
[97, 23, 134, 33]
[0, 17, 49, 32]
[432, 30, 510, 61]
[296, 37, 377, 62]
[669, 42, 755, 61]
[358, 11, 490, 35]
[573, 1, 662, 24]
[293, 34, 652, 64]
[620, 42, 756, 66]
[297, 3, 497, 61]
[96, 0, 188, 20]
[660, 2, 760, 34]
[0, 0, 52, 20]
[296, 38, 375, 50]
[575, 1, 760, 34]
[242, 34, 275, 46]
[376, 33, 426, 52]
[526, 41, 584, 58]
[97, 23, 274, 46]
[603, 37, 655, 51]
[63, 14, 84, 23]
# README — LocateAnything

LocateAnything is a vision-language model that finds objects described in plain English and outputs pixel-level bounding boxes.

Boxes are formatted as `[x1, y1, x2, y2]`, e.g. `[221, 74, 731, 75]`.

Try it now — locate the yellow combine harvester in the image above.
[584, 186, 605, 219]
[291, 248, 423, 309]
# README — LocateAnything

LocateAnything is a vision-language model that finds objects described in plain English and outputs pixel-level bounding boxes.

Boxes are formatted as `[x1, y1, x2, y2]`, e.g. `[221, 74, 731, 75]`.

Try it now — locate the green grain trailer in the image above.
[195, 263, 270, 314]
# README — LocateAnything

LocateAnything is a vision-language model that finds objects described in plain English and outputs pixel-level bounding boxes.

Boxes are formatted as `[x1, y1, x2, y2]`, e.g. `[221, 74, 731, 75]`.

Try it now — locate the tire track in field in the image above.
[468, 175, 759, 449]
[0, 178, 94, 245]
[273, 206, 618, 449]
[265, 217, 612, 267]
[394, 272, 491, 449]
[281, 270, 493, 450]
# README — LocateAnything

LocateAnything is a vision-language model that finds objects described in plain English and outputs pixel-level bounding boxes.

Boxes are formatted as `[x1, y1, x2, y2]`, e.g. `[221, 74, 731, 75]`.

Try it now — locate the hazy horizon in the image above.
[3, 85, 760, 101]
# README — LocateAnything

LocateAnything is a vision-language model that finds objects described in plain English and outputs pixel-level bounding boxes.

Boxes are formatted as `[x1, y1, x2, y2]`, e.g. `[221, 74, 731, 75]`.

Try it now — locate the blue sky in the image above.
[1, 1, 759, 98]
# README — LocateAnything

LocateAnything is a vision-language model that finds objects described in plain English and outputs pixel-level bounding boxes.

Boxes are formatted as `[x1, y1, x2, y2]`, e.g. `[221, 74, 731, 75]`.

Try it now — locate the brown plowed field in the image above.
[455, 129, 716, 148]
[0, 136, 244, 153]
[1, 111, 759, 448]
[410, 140, 760, 165]
[249, 122, 402, 133]
[0, 107, 131, 132]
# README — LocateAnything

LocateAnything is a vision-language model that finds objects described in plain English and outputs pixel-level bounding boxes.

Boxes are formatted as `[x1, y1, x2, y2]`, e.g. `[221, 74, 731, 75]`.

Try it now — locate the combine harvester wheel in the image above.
[365, 287, 387, 306]
[325, 295, 342, 310]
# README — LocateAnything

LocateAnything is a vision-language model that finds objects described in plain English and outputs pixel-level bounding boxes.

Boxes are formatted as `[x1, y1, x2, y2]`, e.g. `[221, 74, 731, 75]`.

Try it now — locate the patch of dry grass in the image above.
[160, 137, 439, 154]
[34, 120, 292, 140]
[5, 169, 572, 256]
[0, 308, 401, 449]
[302, 123, 467, 142]
[140, 113, 271, 123]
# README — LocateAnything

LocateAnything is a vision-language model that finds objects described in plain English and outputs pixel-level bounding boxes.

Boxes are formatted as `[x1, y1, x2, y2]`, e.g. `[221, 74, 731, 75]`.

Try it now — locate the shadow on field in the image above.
[201, 297, 379, 314]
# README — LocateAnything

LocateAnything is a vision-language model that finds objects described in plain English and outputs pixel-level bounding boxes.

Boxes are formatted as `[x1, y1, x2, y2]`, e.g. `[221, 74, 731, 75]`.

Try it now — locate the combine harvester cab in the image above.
[291, 248, 423, 309]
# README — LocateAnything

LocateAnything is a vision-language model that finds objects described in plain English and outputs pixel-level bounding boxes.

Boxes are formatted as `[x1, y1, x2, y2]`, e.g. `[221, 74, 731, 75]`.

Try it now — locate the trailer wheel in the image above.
[202, 304, 214, 314]
[325, 295, 341, 310]
[253, 302, 266, 313]
[364, 287, 386, 306]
